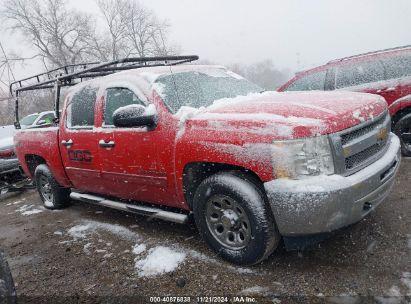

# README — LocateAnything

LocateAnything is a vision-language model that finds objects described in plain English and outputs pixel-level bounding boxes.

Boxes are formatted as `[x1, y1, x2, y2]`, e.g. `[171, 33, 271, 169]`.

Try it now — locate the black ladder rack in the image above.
[10, 55, 199, 128]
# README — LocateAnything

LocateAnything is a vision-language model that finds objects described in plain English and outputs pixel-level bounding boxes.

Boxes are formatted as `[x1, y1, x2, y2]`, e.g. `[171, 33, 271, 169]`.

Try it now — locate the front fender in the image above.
[389, 94, 411, 117]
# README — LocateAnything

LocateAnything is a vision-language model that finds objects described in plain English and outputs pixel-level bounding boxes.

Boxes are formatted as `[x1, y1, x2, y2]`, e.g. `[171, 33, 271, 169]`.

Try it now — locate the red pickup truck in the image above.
[278, 45, 411, 156]
[13, 57, 401, 265]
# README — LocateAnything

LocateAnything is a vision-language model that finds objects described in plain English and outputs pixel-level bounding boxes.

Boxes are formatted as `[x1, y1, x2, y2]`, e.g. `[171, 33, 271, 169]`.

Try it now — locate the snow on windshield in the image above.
[153, 69, 262, 113]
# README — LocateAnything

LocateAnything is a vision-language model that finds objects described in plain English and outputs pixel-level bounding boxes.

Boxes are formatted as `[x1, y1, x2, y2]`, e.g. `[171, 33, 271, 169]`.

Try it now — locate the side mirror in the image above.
[37, 119, 46, 125]
[113, 104, 157, 128]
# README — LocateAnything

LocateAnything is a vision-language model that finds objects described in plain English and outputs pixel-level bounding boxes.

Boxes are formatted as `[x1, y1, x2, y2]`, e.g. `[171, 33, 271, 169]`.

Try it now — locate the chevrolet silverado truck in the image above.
[12, 56, 401, 265]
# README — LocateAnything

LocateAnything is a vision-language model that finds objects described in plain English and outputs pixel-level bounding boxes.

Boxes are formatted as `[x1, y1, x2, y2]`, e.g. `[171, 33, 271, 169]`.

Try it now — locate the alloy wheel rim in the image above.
[39, 175, 53, 204]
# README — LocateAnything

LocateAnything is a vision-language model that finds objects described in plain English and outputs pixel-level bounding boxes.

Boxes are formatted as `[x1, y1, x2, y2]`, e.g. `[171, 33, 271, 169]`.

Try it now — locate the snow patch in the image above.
[401, 272, 411, 296]
[15, 204, 43, 216]
[67, 220, 140, 241]
[240, 286, 270, 295]
[132, 244, 146, 255]
[352, 110, 365, 122]
[374, 286, 403, 304]
[113, 103, 157, 118]
[135, 246, 186, 277]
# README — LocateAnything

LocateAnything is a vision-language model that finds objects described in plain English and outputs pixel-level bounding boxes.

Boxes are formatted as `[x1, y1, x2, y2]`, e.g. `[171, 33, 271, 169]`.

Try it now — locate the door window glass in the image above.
[38, 113, 55, 125]
[382, 54, 411, 80]
[104, 88, 146, 126]
[336, 61, 385, 89]
[285, 70, 327, 91]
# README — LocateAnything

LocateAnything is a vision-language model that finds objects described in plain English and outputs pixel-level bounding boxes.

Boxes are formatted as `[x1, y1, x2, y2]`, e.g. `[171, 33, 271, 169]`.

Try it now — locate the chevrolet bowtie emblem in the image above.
[377, 127, 388, 142]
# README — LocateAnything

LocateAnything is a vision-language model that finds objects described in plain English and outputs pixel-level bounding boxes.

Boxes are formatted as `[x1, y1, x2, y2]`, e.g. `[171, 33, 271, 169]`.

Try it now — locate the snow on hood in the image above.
[0, 125, 18, 151]
[174, 91, 387, 139]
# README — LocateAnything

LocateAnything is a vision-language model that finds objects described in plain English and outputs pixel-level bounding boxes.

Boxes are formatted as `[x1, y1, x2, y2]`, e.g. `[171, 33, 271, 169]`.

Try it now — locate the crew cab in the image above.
[278, 45, 411, 156]
[13, 57, 401, 265]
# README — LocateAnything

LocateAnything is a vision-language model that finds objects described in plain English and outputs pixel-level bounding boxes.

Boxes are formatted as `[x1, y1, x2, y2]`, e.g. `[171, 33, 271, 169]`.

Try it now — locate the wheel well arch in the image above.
[182, 162, 265, 209]
[392, 106, 411, 127]
[24, 155, 47, 176]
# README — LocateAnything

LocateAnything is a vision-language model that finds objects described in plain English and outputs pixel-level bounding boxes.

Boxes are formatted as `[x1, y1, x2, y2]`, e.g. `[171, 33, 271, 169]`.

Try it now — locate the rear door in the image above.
[59, 85, 103, 193]
[334, 60, 399, 104]
[381, 53, 411, 103]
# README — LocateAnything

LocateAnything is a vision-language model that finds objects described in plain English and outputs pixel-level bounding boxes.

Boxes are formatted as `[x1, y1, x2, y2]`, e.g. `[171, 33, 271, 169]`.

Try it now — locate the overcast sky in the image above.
[1, 0, 411, 79]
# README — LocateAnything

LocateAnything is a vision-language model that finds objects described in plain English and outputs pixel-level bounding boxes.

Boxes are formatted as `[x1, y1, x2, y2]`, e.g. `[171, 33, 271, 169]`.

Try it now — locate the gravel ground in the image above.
[0, 160, 410, 304]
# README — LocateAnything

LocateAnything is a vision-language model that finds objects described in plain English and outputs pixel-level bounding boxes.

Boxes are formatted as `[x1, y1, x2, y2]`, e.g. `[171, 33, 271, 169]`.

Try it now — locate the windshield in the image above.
[20, 114, 39, 126]
[154, 69, 262, 113]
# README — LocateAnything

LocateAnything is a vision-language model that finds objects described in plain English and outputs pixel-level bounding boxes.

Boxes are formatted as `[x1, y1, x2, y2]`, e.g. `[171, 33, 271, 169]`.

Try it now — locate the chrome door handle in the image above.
[61, 139, 73, 147]
[99, 140, 115, 148]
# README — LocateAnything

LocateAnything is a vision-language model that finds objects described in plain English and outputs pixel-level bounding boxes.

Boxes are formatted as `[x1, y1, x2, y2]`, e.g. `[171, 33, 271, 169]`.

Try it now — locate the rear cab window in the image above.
[66, 86, 98, 129]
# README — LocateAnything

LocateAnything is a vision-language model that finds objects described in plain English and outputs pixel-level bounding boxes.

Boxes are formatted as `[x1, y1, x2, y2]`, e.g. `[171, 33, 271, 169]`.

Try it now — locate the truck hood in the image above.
[179, 91, 387, 140]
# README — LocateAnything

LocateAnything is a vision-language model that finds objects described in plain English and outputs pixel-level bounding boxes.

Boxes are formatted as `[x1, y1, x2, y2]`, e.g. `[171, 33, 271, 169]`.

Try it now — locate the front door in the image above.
[59, 85, 103, 194]
[98, 86, 176, 206]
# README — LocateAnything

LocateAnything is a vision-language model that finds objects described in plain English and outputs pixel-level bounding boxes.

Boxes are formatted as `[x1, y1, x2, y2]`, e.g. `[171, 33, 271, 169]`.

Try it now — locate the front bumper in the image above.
[264, 133, 401, 236]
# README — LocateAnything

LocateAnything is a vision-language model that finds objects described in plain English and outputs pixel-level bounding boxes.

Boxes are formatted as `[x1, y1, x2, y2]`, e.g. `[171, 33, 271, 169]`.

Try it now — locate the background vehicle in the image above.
[11, 56, 400, 265]
[0, 252, 17, 304]
[19, 111, 56, 129]
[278, 45, 411, 155]
[0, 126, 20, 183]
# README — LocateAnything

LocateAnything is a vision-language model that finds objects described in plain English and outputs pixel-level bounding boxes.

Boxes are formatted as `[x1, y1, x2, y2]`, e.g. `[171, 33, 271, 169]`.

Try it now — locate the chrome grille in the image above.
[345, 143, 386, 170]
[330, 111, 391, 175]
[340, 113, 387, 146]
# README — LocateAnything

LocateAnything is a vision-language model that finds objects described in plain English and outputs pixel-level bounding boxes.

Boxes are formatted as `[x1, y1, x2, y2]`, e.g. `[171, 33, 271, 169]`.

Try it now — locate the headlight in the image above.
[271, 135, 334, 179]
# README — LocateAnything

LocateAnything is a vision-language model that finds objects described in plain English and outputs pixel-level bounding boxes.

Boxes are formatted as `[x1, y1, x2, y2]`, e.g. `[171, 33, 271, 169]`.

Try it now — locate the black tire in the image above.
[393, 113, 411, 156]
[0, 252, 17, 304]
[34, 164, 71, 209]
[193, 172, 280, 265]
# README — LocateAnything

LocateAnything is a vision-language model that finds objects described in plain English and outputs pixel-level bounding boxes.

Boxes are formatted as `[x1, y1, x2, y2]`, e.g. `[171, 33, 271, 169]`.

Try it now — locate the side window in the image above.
[382, 54, 411, 80]
[67, 86, 97, 128]
[38, 113, 55, 125]
[104, 88, 146, 126]
[336, 61, 384, 89]
[285, 70, 327, 91]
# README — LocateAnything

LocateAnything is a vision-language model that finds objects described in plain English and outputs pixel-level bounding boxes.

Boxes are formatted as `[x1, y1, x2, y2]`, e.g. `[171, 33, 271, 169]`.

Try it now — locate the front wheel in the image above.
[34, 164, 71, 209]
[394, 113, 411, 157]
[193, 172, 280, 265]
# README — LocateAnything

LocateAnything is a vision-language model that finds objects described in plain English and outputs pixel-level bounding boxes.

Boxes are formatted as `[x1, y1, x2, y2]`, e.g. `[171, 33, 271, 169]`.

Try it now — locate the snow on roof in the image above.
[66, 64, 227, 94]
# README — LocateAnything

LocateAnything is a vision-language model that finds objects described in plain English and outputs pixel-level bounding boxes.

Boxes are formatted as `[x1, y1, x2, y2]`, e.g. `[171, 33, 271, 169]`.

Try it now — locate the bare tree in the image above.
[96, 0, 178, 59]
[3, 0, 95, 68]
[229, 60, 292, 90]
[95, 0, 130, 61]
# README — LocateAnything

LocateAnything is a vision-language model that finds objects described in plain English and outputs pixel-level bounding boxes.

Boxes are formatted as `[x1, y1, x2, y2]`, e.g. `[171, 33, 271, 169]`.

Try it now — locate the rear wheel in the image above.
[193, 172, 280, 265]
[394, 113, 411, 156]
[34, 164, 71, 209]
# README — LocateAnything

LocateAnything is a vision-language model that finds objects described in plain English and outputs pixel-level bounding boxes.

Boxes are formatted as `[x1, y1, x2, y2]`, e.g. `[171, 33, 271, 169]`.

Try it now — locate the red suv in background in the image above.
[278, 46, 411, 155]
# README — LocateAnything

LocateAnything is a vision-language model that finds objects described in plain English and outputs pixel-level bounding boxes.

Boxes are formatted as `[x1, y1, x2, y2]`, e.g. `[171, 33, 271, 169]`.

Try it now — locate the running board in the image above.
[70, 192, 188, 224]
